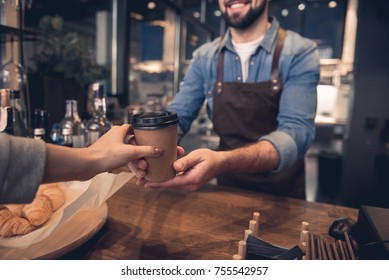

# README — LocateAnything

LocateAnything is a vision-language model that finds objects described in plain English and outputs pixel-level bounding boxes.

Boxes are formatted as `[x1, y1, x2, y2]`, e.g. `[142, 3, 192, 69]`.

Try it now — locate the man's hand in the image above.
[137, 148, 227, 191]
[127, 137, 185, 179]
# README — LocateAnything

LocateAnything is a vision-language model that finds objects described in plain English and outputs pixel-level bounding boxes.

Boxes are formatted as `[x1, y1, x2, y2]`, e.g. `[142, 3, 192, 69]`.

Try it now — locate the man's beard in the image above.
[222, 1, 267, 29]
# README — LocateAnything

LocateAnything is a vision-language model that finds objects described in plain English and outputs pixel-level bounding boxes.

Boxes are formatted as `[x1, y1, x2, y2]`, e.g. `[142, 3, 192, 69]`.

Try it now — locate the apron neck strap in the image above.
[215, 28, 286, 94]
[215, 34, 226, 95]
[270, 28, 286, 93]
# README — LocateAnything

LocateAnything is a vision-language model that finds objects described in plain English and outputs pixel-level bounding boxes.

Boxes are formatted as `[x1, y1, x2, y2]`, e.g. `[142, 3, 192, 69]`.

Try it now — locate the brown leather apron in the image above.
[213, 28, 306, 199]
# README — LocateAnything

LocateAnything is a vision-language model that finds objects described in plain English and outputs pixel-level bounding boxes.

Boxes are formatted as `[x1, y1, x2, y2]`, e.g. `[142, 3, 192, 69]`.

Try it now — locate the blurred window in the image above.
[206, 0, 224, 34]
[129, 1, 177, 107]
[269, 0, 348, 59]
[181, 0, 202, 19]
[185, 20, 209, 60]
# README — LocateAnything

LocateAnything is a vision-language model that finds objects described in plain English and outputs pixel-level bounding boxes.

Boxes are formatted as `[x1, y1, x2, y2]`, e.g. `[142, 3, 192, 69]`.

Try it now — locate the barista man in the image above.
[132, 0, 320, 199]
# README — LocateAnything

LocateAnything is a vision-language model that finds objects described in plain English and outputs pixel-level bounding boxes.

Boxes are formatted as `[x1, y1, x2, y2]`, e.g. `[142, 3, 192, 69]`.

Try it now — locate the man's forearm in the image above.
[220, 140, 280, 174]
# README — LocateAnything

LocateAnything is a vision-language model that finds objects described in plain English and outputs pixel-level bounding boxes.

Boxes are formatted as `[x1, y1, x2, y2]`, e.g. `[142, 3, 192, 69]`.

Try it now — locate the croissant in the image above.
[22, 194, 53, 226]
[38, 184, 65, 211]
[0, 206, 36, 237]
[36, 182, 59, 196]
[4, 204, 24, 217]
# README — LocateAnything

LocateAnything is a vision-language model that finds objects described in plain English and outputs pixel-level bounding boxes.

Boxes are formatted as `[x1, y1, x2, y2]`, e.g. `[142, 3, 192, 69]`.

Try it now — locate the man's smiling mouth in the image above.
[226, 0, 251, 9]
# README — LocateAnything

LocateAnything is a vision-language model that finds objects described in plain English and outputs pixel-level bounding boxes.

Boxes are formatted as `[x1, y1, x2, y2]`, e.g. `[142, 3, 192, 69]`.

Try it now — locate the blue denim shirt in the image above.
[168, 18, 320, 171]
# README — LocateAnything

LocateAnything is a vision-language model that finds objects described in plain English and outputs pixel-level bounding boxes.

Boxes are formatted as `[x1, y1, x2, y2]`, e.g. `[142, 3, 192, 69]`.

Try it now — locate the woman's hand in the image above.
[127, 138, 185, 179]
[88, 124, 164, 174]
[44, 124, 164, 183]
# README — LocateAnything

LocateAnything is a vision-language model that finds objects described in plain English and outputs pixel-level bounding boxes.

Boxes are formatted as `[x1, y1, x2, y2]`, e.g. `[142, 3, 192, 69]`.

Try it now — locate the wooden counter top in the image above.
[60, 178, 358, 260]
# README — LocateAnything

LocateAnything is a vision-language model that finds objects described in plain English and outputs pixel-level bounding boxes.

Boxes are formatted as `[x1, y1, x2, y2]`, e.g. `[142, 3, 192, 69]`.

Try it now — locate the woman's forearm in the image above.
[43, 144, 100, 183]
[42, 125, 165, 184]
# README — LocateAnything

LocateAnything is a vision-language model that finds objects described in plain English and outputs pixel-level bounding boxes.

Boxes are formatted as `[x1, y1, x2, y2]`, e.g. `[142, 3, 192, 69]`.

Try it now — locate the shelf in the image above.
[0, 24, 39, 43]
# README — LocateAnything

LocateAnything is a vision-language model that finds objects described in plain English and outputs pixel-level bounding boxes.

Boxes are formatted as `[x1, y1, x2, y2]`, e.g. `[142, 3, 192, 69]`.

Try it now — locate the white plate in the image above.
[0, 202, 108, 260]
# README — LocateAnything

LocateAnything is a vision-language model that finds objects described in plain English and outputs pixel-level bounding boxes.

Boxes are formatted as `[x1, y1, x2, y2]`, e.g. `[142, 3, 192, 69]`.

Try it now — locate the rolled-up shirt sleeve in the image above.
[260, 131, 298, 172]
[264, 34, 320, 172]
[0, 134, 46, 204]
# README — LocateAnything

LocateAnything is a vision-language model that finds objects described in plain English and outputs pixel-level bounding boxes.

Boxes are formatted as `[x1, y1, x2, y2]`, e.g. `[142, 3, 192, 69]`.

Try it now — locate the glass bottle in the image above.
[60, 127, 73, 147]
[32, 109, 42, 130]
[33, 128, 46, 140]
[0, 88, 10, 108]
[9, 90, 28, 137]
[86, 82, 112, 145]
[72, 100, 86, 147]
[2, 107, 14, 135]
[60, 99, 85, 147]
[0, 37, 28, 127]
[0, 89, 11, 133]
[40, 110, 53, 143]
[30, 109, 53, 143]
[50, 123, 62, 145]
[10, 89, 27, 128]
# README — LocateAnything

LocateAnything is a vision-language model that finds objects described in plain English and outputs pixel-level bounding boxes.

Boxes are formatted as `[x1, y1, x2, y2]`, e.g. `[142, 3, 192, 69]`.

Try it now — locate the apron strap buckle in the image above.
[270, 79, 283, 94]
[216, 82, 223, 95]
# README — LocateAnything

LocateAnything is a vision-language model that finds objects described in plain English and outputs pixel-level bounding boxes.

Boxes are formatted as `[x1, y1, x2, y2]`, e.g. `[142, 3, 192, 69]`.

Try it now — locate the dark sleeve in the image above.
[0, 134, 47, 204]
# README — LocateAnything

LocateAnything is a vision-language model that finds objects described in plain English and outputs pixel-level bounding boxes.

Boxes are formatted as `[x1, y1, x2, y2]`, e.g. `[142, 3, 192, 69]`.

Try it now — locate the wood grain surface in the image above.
[60, 178, 358, 260]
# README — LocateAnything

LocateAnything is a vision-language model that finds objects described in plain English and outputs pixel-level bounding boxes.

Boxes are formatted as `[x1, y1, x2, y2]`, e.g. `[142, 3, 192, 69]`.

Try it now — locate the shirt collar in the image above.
[219, 17, 280, 54]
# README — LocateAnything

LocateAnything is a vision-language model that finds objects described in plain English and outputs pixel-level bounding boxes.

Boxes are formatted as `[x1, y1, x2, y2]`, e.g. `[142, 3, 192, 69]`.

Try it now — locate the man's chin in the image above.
[228, 18, 246, 28]
[223, 1, 267, 29]
[225, 13, 253, 29]
[227, 13, 245, 24]
[225, 8, 250, 25]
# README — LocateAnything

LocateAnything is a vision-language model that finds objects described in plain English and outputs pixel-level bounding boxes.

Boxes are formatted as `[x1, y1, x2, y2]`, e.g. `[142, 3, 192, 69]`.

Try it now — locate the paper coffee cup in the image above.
[132, 111, 180, 182]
